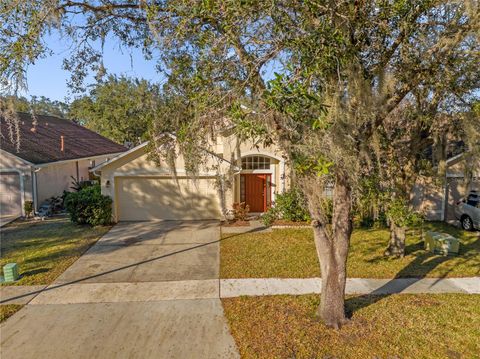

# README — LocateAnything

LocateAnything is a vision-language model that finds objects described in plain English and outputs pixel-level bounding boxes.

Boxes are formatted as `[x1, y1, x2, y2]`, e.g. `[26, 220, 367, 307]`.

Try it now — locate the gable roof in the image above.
[1, 112, 127, 164]
[90, 141, 149, 172]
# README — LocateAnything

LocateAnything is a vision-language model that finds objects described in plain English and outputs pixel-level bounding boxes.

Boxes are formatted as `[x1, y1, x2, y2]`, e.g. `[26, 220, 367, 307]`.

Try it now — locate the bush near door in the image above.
[64, 185, 112, 226]
[262, 188, 311, 226]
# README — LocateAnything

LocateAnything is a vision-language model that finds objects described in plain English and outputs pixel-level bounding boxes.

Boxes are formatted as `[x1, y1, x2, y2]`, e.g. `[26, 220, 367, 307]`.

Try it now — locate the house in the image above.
[411, 152, 480, 221]
[0, 112, 127, 221]
[91, 122, 478, 223]
[91, 131, 288, 221]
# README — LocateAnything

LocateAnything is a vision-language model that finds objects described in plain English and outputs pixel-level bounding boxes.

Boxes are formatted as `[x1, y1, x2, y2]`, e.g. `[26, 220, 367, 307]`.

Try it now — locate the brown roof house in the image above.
[0, 112, 126, 223]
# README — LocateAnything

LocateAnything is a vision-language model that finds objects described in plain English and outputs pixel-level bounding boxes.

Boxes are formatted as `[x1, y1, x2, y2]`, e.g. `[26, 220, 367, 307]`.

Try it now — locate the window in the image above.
[241, 156, 271, 170]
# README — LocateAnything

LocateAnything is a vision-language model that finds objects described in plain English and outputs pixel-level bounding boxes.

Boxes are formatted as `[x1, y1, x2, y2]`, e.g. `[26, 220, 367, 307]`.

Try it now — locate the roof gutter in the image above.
[34, 152, 126, 168]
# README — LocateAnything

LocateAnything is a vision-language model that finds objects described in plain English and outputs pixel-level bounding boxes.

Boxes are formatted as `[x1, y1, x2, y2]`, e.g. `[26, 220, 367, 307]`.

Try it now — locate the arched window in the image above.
[241, 155, 271, 170]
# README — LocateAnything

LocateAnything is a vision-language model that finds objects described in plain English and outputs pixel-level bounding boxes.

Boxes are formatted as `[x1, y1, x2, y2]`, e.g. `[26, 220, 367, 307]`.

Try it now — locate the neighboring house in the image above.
[411, 153, 480, 222]
[91, 132, 288, 221]
[0, 112, 127, 220]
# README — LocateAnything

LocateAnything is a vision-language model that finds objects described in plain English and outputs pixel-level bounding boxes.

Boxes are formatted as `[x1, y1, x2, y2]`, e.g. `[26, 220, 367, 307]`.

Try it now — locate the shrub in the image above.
[275, 188, 311, 222]
[262, 188, 311, 226]
[261, 207, 278, 226]
[232, 202, 250, 221]
[64, 185, 112, 226]
[24, 200, 33, 218]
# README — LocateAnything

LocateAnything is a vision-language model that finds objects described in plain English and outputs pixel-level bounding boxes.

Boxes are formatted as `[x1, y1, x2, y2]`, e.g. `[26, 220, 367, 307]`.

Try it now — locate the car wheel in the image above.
[461, 215, 473, 231]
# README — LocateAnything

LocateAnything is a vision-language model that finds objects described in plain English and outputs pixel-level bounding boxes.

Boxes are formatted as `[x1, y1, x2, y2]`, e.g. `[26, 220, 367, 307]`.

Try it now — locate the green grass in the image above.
[222, 294, 480, 359]
[1, 217, 111, 286]
[0, 304, 23, 323]
[220, 222, 479, 278]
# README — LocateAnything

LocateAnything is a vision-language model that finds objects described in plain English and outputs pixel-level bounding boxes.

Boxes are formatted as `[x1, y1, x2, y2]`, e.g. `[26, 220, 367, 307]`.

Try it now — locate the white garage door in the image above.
[116, 177, 222, 221]
[0, 172, 22, 218]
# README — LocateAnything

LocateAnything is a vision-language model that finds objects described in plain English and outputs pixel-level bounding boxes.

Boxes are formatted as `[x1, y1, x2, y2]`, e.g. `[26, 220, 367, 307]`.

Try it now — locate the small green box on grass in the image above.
[3, 263, 19, 282]
[425, 231, 460, 255]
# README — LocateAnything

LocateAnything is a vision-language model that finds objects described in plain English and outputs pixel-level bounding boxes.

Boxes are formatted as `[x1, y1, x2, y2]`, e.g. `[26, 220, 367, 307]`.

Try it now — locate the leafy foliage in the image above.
[262, 188, 311, 226]
[385, 199, 424, 228]
[64, 185, 112, 226]
[0, 96, 70, 118]
[23, 200, 33, 218]
[232, 202, 250, 222]
[69, 75, 160, 144]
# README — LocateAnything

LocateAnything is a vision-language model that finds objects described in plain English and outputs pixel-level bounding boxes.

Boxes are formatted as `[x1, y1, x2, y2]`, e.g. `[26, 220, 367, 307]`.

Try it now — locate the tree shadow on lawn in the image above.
[346, 228, 480, 316]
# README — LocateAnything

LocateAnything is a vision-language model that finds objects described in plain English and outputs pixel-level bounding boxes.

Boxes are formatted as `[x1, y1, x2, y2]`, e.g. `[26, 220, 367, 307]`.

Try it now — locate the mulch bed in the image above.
[222, 220, 251, 227]
[272, 220, 310, 227]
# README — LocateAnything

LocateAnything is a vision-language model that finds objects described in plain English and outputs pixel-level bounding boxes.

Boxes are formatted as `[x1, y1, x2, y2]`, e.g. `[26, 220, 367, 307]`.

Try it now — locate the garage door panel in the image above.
[0, 172, 21, 217]
[116, 177, 221, 221]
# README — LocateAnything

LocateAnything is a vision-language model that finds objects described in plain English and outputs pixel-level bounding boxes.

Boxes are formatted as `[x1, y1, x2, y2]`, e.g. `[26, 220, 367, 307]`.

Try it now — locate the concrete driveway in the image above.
[0, 221, 239, 359]
[54, 220, 220, 283]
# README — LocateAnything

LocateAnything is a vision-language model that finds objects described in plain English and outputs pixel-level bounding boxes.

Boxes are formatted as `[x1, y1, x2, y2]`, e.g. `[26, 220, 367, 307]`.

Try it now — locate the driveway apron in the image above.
[0, 220, 239, 359]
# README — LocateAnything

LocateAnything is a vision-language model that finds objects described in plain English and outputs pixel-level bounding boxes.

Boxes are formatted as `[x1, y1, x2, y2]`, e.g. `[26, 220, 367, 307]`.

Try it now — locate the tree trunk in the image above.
[384, 221, 406, 257]
[310, 174, 352, 329]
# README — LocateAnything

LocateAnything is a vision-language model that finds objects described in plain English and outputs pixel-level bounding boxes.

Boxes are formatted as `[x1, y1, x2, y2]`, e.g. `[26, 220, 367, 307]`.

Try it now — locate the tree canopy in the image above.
[69, 75, 160, 145]
[1, 95, 69, 118]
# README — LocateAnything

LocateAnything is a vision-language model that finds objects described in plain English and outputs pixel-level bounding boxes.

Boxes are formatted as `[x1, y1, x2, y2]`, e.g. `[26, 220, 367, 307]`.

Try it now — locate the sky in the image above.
[23, 32, 164, 102]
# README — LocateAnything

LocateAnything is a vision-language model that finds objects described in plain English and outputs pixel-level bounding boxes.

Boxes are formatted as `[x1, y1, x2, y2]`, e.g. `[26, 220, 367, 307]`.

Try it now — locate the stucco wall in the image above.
[99, 145, 229, 221]
[36, 156, 110, 204]
[411, 177, 444, 221]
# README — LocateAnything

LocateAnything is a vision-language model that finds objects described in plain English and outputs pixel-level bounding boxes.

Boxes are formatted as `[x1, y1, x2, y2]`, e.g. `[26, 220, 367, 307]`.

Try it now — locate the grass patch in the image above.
[0, 305, 23, 323]
[1, 217, 110, 286]
[223, 294, 480, 359]
[220, 222, 479, 278]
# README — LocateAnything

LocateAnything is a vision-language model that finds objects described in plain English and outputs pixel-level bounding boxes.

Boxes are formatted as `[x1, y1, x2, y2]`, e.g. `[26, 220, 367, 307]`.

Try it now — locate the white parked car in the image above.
[454, 191, 480, 231]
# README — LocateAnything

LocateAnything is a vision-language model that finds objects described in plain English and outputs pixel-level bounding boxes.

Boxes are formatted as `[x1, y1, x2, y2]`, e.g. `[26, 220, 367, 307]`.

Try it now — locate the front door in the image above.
[242, 174, 271, 212]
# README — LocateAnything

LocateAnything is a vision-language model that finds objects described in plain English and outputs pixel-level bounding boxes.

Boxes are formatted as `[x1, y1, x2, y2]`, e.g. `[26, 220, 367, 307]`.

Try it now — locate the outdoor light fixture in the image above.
[105, 180, 111, 188]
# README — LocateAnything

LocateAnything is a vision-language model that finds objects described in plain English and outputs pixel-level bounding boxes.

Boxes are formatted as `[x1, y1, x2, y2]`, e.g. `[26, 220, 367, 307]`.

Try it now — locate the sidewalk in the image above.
[2, 277, 478, 305]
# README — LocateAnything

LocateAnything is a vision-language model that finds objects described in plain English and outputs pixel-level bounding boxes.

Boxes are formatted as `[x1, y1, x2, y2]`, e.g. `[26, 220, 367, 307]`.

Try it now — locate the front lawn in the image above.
[222, 294, 480, 359]
[1, 217, 110, 286]
[220, 222, 479, 278]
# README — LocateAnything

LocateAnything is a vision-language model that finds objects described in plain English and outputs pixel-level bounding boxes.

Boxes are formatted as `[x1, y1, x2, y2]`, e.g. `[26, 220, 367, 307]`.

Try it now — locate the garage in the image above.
[115, 176, 222, 221]
[0, 172, 22, 219]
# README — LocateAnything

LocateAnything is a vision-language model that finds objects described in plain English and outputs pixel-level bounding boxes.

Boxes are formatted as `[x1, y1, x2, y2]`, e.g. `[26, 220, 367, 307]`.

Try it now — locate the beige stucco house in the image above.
[92, 125, 478, 223]
[0, 112, 126, 222]
[92, 131, 288, 221]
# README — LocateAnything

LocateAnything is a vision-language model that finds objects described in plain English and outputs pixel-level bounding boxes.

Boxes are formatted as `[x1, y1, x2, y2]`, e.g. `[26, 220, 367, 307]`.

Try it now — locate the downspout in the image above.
[441, 180, 447, 222]
[32, 167, 42, 212]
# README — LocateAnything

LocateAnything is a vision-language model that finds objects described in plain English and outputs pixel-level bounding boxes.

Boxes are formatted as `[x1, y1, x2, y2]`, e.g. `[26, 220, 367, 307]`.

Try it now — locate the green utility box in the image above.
[425, 231, 460, 256]
[3, 263, 19, 282]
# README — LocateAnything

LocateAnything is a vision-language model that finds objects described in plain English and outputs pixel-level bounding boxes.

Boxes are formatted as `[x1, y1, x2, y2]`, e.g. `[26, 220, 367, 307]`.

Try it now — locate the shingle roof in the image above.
[1, 112, 127, 164]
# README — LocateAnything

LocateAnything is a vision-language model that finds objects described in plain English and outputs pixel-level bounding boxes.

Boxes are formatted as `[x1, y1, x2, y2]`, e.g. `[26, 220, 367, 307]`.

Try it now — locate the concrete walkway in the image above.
[0, 221, 239, 359]
[221, 277, 480, 297]
[2, 277, 478, 306]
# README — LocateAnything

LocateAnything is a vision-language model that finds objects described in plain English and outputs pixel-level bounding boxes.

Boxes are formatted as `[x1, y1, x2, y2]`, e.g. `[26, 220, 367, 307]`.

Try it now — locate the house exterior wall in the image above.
[98, 136, 291, 221]
[218, 133, 289, 208]
[99, 145, 226, 221]
[411, 155, 480, 222]
[411, 177, 444, 221]
[36, 156, 111, 204]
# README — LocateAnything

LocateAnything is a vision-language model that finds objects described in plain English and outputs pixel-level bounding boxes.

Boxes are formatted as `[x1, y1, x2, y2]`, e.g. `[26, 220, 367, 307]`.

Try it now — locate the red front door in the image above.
[242, 174, 271, 212]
